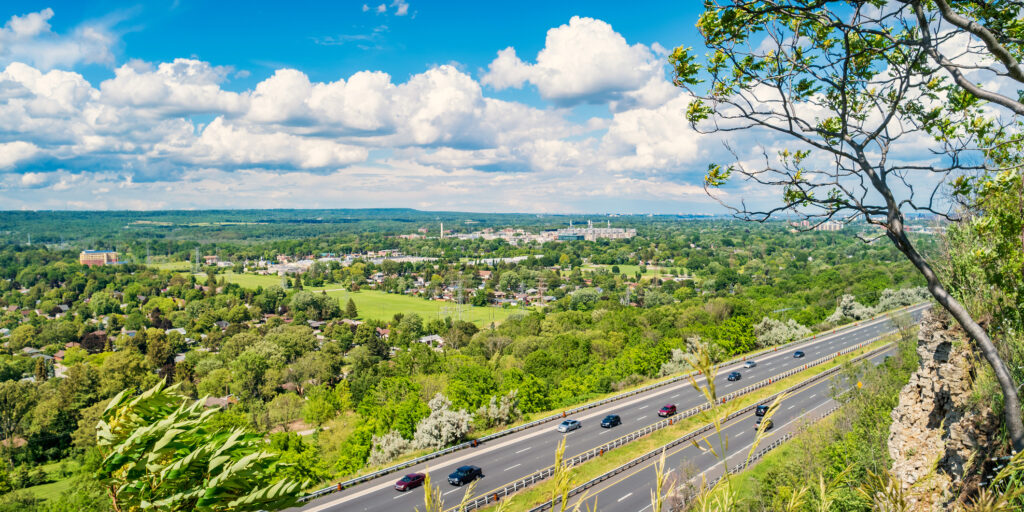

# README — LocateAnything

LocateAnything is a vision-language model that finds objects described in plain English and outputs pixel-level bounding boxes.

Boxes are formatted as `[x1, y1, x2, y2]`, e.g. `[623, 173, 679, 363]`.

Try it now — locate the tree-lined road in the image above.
[297, 305, 928, 512]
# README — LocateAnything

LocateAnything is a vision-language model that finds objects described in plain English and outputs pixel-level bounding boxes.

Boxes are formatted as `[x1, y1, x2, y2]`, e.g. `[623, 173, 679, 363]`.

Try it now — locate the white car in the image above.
[556, 419, 581, 432]
[743, 360, 757, 368]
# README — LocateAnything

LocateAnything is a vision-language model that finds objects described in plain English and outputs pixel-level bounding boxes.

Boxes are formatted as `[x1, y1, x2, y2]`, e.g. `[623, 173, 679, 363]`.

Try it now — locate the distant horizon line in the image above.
[0, 207, 729, 217]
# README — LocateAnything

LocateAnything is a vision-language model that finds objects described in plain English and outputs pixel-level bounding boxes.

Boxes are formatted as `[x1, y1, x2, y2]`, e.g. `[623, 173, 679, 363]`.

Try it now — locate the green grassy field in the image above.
[192, 271, 519, 326]
[319, 288, 517, 325]
[580, 264, 674, 277]
[149, 261, 192, 271]
[219, 272, 288, 290]
[21, 459, 78, 501]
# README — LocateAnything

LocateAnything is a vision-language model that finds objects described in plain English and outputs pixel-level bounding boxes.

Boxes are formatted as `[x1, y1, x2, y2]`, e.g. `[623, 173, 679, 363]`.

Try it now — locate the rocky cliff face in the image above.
[888, 310, 1000, 510]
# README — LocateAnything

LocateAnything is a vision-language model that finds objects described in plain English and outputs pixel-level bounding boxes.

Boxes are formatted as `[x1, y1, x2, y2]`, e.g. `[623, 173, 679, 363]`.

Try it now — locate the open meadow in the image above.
[187, 270, 519, 325]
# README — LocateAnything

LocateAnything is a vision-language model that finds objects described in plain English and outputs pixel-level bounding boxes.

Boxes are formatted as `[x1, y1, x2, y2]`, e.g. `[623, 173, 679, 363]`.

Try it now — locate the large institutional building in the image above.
[551, 220, 637, 241]
[79, 250, 119, 267]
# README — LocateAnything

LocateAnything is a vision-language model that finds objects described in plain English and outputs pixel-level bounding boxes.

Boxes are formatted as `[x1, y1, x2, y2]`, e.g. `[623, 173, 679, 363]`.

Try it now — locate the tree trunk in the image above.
[888, 226, 1024, 453]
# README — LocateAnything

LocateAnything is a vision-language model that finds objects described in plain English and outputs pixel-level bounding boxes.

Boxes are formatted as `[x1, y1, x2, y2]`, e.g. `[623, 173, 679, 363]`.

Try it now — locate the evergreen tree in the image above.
[33, 357, 49, 382]
[345, 298, 358, 319]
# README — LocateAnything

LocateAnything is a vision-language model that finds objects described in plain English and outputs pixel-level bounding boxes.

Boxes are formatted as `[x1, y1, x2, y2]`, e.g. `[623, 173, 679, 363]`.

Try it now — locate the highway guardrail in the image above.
[298, 303, 925, 504]
[461, 340, 897, 511]
[670, 403, 842, 509]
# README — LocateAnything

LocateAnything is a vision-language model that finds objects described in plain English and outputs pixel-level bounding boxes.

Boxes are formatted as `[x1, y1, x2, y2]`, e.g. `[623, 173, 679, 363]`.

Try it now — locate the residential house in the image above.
[416, 334, 445, 350]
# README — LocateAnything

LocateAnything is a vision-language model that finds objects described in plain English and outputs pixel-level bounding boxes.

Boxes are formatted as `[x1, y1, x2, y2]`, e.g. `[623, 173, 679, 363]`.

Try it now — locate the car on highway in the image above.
[727, 371, 742, 381]
[793, 350, 806, 358]
[658, 404, 677, 417]
[743, 360, 757, 368]
[600, 414, 621, 428]
[756, 417, 774, 430]
[556, 419, 581, 432]
[448, 465, 483, 486]
[394, 473, 425, 492]
[755, 404, 770, 416]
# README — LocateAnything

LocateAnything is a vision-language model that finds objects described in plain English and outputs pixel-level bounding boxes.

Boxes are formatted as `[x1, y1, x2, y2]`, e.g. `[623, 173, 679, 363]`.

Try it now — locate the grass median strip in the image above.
[469, 334, 899, 511]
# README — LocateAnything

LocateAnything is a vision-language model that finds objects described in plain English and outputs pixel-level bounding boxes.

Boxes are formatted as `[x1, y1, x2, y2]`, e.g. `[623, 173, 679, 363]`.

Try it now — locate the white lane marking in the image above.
[504, 464, 521, 472]
[671, 394, 680, 398]
[618, 492, 633, 502]
[637, 416, 647, 421]
[302, 311, 914, 512]
[393, 493, 412, 500]
[444, 488, 461, 496]
[515, 447, 531, 454]
[787, 405, 795, 410]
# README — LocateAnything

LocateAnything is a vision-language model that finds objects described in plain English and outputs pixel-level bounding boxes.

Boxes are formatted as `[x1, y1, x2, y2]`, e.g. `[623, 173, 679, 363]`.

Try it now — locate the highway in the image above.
[296, 305, 927, 512]
[565, 347, 893, 512]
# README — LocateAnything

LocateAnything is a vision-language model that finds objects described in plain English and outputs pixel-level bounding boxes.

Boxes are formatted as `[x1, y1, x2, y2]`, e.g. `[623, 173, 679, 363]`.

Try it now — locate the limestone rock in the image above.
[887, 310, 999, 510]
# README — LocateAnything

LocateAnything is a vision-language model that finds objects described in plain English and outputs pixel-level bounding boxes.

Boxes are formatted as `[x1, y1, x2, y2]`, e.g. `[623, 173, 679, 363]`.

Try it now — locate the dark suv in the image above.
[601, 414, 621, 428]
[755, 404, 770, 417]
[448, 465, 483, 486]
[727, 371, 742, 381]
[793, 351, 806, 358]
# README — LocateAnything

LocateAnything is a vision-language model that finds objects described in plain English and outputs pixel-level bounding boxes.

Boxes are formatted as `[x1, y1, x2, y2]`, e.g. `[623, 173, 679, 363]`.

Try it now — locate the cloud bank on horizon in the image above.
[0, 5, 791, 212]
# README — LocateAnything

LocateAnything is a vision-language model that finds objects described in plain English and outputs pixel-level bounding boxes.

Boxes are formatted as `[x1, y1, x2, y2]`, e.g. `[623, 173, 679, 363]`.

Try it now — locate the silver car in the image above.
[743, 360, 757, 368]
[556, 419, 581, 432]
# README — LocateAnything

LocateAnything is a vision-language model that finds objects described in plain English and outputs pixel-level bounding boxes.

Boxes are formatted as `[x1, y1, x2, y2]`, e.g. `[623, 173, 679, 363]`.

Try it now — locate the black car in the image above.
[754, 404, 770, 417]
[756, 417, 774, 430]
[727, 371, 742, 381]
[601, 414, 621, 428]
[793, 351, 806, 358]
[448, 465, 483, 486]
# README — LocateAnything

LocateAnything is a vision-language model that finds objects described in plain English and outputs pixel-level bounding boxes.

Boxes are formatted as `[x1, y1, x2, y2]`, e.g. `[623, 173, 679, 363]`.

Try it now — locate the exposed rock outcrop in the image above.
[888, 310, 1000, 510]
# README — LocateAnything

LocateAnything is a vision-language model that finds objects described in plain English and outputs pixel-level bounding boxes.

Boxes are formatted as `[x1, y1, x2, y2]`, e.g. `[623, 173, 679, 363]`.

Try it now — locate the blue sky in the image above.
[0, 1, 744, 213]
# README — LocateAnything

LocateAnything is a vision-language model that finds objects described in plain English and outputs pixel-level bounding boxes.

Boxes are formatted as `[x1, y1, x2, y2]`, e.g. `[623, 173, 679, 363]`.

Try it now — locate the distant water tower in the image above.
[440, 222, 444, 239]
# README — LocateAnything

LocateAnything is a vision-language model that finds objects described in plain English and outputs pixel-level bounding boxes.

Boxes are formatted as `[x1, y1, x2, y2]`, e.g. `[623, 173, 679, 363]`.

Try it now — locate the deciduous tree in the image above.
[673, 0, 1024, 451]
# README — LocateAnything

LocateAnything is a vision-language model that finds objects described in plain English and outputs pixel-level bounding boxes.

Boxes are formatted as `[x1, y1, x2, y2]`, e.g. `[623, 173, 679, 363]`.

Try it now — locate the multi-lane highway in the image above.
[297, 304, 928, 512]
[566, 346, 894, 512]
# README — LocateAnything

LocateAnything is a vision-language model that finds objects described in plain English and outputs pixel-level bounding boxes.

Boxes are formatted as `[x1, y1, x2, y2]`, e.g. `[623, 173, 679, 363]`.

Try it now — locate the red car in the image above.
[395, 473, 425, 491]
[658, 404, 677, 417]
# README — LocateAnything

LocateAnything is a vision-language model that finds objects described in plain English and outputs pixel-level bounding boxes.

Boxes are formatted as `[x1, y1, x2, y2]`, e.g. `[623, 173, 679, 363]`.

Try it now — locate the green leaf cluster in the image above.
[95, 380, 305, 511]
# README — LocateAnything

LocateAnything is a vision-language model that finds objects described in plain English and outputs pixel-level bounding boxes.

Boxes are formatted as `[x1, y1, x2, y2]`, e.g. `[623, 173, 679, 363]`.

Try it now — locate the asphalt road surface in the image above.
[296, 305, 927, 512]
[567, 346, 894, 512]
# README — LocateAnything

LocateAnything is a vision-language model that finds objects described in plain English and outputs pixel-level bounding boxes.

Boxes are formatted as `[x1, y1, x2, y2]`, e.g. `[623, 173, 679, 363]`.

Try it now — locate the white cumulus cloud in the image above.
[0, 141, 40, 169]
[0, 8, 116, 70]
[481, 16, 666, 107]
